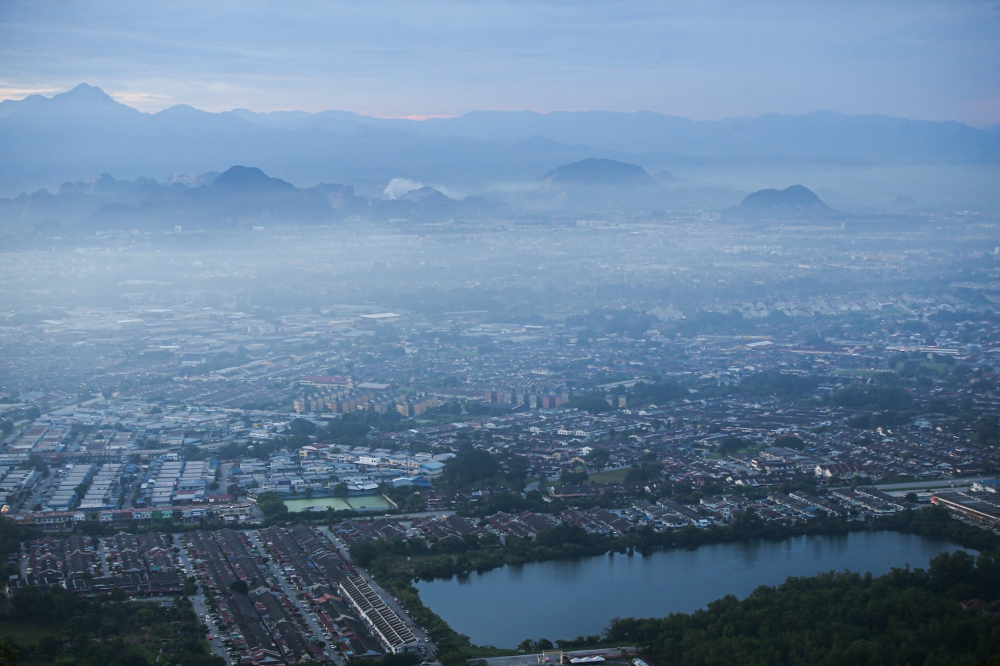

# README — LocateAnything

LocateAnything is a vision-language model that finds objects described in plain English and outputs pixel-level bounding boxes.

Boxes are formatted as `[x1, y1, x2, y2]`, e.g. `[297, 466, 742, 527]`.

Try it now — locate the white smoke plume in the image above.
[383, 178, 423, 200]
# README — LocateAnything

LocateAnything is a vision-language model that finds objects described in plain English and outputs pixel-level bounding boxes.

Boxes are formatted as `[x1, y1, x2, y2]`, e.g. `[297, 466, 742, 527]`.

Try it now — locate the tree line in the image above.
[2, 586, 222, 666]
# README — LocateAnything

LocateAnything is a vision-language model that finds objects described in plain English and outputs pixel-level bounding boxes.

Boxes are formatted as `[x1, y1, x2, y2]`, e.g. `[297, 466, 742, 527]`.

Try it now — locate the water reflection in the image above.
[415, 531, 967, 647]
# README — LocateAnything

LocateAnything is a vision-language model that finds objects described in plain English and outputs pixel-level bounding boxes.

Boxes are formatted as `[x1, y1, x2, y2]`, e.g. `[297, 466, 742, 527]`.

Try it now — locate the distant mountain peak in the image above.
[156, 104, 205, 117]
[211, 166, 295, 192]
[544, 158, 656, 187]
[742, 184, 828, 208]
[400, 186, 450, 202]
[61, 83, 119, 106]
[727, 185, 835, 219]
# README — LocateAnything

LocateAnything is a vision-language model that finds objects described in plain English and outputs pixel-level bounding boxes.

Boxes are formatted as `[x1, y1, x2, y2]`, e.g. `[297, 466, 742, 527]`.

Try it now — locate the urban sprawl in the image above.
[1, 218, 999, 664]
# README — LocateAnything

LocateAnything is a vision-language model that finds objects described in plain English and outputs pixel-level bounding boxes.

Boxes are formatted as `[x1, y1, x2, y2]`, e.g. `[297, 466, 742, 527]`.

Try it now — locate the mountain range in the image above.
[1, 84, 998, 204]
[0, 166, 511, 233]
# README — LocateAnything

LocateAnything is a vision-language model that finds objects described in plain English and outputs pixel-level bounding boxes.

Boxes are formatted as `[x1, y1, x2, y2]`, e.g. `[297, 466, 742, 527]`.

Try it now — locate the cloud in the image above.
[0, 83, 61, 101]
[107, 90, 172, 111]
[383, 178, 423, 199]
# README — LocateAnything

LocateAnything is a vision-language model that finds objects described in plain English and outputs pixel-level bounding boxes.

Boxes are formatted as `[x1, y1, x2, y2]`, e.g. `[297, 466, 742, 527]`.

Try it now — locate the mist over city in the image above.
[1, 2, 999, 666]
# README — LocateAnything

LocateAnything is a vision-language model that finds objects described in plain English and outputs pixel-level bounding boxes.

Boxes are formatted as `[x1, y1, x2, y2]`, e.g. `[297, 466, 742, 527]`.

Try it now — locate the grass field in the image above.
[283, 494, 394, 513]
[0, 620, 56, 646]
[283, 497, 353, 512]
[588, 468, 629, 484]
[348, 495, 392, 511]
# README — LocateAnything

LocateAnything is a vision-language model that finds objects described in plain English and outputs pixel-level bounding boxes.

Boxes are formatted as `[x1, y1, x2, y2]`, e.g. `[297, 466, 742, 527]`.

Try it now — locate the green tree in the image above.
[559, 469, 589, 485]
[288, 418, 317, 436]
[774, 434, 805, 450]
[0, 640, 16, 666]
[587, 447, 611, 469]
[624, 461, 664, 487]
[439, 445, 499, 488]
[255, 492, 288, 522]
[181, 444, 205, 460]
[717, 435, 747, 455]
[505, 455, 530, 490]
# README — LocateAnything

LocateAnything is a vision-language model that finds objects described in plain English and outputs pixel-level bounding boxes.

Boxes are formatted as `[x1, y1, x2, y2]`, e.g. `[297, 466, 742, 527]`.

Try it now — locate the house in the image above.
[815, 463, 864, 480]
[298, 444, 332, 459]
[972, 479, 1000, 494]
[418, 460, 445, 477]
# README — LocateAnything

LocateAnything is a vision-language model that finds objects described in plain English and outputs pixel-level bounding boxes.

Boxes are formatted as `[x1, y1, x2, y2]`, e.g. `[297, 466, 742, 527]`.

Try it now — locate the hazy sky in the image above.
[1, 0, 998, 125]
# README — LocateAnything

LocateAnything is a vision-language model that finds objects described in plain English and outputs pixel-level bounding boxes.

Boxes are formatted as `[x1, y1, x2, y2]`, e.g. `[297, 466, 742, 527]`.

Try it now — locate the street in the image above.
[245, 530, 342, 665]
[98, 538, 110, 576]
[876, 476, 989, 496]
[191, 590, 233, 665]
[319, 526, 438, 655]
[18, 471, 57, 512]
[177, 534, 232, 665]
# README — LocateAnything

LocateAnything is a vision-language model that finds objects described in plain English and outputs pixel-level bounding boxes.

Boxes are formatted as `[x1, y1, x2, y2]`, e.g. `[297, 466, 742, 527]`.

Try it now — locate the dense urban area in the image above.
[1, 214, 1000, 665]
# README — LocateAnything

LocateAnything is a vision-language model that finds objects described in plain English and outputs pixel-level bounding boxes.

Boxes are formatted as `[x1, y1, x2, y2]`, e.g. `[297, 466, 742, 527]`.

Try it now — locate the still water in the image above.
[415, 531, 967, 647]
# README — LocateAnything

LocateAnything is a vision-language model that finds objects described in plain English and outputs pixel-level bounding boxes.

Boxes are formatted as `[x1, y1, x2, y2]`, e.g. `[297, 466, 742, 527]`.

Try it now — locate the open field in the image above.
[284, 497, 352, 512]
[283, 495, 393, 512]
[0, 620, 57, 647]
[588, 468, 629, 484]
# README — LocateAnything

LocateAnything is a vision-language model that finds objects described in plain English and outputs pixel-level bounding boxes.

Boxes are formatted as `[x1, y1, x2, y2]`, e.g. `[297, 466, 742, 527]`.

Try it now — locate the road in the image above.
[191, 590, 232, 665]
[321, 527, 353, 562]
[876, 476, 990, 495]
[481, 655, 544, 666]
[480, 648, 636, 666]
[387, 510, 456, 521]
[320, 526, 437, 655]
[176, 539, 194, 576]
[244, 530, 341, 664]
[218, 462, 233, 494]
[98, 538, 111, 576]
[122, 472, 141, 509]
[177, 536, 232, 665]
[19, 472, 58, 512]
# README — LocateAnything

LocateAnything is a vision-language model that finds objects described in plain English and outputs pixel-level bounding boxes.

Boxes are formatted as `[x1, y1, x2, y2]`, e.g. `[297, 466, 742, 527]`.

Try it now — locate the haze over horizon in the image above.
[6, 82, 1000, 129]
[2, 81, 998, 215]
[2, 0, 999, 126]
[2, 3, 1000, 666]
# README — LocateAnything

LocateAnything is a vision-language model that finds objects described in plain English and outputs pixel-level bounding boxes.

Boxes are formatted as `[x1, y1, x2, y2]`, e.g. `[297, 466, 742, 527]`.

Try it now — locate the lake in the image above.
[415, 530, 968, 647]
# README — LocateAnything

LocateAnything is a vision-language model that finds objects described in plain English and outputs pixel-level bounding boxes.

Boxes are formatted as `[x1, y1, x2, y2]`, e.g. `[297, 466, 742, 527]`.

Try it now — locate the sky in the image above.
[1, 0, 998, 126]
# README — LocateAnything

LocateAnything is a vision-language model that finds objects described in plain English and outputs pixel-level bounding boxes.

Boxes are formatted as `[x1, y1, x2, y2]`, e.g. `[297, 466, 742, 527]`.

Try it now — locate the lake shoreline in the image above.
[417, 529, 970, 647]
[355, 506, 999, 661]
